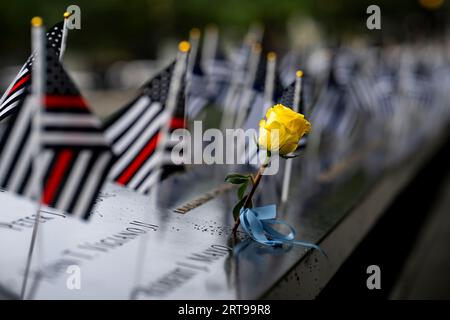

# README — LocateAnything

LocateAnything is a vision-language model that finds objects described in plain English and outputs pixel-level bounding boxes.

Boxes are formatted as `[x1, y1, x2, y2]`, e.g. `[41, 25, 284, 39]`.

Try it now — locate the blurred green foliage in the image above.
[0, 0, 448, 66]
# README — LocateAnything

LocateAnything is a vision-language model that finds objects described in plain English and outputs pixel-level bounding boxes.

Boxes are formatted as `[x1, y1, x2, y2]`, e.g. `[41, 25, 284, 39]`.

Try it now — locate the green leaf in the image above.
[232, 194, 254, 221]
[237, 181, 248, 200]
[247, 198, 253, 209]
[225, 173, 251, 184]
[232, 196, 247, 221]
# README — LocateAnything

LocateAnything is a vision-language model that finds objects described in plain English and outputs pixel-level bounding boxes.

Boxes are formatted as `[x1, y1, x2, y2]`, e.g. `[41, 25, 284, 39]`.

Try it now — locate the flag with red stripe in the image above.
[0, 21, 64, 121]
[0, 48, 114, 220]
[105, 62, 186, 194]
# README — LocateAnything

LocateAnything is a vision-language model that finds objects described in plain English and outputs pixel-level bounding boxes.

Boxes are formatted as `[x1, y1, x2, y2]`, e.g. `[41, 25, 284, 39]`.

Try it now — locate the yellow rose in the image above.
[258, 104, 311, 155]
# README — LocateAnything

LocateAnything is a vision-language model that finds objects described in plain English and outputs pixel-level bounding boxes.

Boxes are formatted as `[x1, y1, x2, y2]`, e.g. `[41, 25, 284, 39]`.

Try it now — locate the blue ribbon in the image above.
[239, 205, 325, 255]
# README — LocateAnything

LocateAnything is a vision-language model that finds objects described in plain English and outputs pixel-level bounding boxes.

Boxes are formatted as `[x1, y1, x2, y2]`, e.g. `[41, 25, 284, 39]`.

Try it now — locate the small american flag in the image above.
[105, 62, 186, 194]
[0, 21, 65, 121]
[0, 48, 114, 219]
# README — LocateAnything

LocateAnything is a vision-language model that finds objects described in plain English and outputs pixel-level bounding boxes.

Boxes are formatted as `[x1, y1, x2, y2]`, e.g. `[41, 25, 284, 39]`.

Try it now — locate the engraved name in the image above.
[173, 183, 235, 214]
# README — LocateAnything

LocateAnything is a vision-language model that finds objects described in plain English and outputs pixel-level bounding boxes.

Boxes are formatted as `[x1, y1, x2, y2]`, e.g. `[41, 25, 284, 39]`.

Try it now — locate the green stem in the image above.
[232, 162, 267, 236]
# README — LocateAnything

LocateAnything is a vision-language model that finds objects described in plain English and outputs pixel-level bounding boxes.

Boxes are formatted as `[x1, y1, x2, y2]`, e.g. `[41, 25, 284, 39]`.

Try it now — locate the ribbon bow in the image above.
[239, 205, 324, 254]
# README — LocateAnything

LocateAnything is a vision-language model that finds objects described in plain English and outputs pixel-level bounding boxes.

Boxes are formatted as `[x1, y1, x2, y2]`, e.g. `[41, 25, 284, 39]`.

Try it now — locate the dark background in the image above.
[0, 0, 448, 68]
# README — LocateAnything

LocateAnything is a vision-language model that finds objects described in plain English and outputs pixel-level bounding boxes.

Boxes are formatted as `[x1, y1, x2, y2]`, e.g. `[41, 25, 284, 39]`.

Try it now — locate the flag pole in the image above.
[201, 24, 218, 74]
[201, 24, 221, 114]
[186, 28, 201, 120]
[220, 58, 246, 130]
[152, 41, 189, 187]
[130, 40, 190, 291]
[59, 11, 71, 61]
[246, 22, 264, 46]
[20, 17, 45, 300]
[243, 51, 276, 165]
[219, 34, 256, 131]
[233, 42, 262, 129]
[263, 52, 276, 115]
[131, 40, 189, 292]
[281, 70, 303, 204]
[187, 29, 200, 78]
[232, 43, 264, 165]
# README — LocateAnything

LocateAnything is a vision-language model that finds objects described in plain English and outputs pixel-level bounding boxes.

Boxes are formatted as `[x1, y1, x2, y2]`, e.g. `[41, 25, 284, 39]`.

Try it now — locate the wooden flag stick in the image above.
[233, 42, 262, 129]
[219, 49, 246, 131]
[200, 25, 220, 124]
[149, 41, 189, 190]
[237, 51, 275, 165]
[59, 11, 71, 61]
[129, 42, 190, 291]
[263, 52, 276, 115]
[220, 24, 263, 131]
[219, 32, 257, 131]
[245, 22, 264, 48]
[131, 43, 189, 291]
[229, 43, 262, 166]
[201, 24, 218, 73]
[20, 17, 45, 300]
[185, 28, 201, 120]
[187, 28, 200, 77]
[281, 70, 303, 204]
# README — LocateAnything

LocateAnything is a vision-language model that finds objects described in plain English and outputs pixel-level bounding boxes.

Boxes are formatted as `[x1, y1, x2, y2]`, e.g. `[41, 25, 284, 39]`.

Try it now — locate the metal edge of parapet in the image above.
[262, 131, 449, 299]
